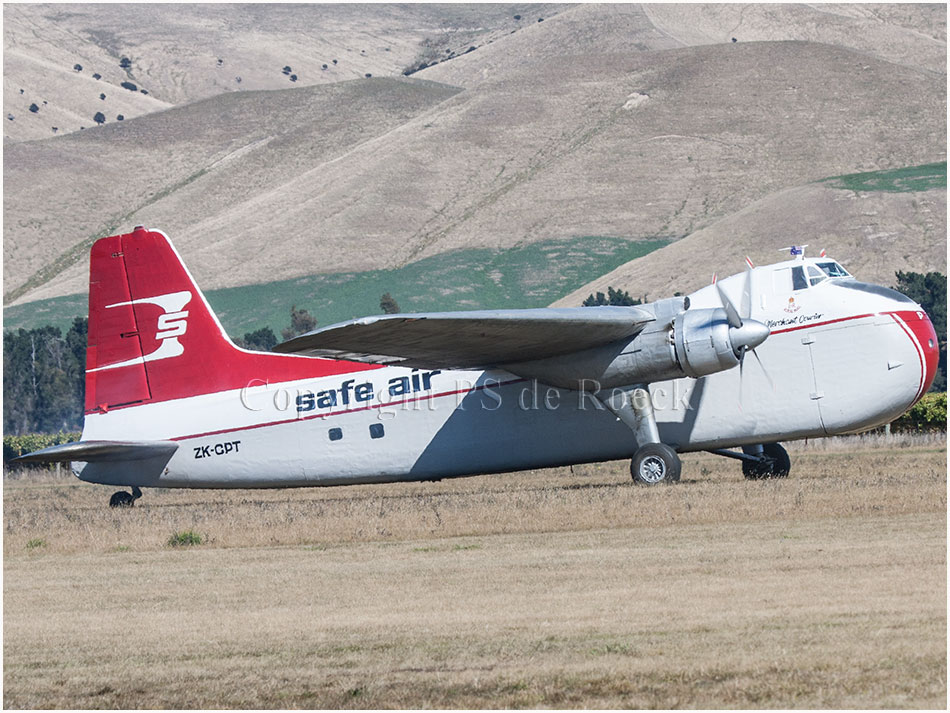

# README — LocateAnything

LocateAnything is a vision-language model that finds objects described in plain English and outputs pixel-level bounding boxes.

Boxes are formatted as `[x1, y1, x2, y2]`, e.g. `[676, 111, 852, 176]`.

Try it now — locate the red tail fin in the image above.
[85, 227, 377, 412]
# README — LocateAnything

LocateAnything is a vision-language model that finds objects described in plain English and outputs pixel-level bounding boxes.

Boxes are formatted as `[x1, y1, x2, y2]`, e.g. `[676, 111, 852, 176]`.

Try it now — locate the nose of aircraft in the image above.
[892, 307, 939, 405]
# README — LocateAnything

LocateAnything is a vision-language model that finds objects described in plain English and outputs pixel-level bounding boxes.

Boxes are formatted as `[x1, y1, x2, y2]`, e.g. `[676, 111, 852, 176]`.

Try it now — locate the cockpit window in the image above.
[817, 261, 850, 278]
[807, 265, 827, 287]
[791, 266, 808, 291]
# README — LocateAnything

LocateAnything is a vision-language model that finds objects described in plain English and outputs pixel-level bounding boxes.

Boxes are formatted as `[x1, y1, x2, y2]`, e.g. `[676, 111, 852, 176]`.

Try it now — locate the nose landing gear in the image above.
[740, 443, 791, 479]
[109, 486, 143, 508]
[708, 443, 791, 479]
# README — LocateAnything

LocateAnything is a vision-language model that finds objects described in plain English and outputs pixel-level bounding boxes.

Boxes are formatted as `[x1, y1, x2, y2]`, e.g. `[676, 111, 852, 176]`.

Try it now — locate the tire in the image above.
[109, 491, 135, 508]
[742, 442, 790, 480]
[631, 443, 681, 485]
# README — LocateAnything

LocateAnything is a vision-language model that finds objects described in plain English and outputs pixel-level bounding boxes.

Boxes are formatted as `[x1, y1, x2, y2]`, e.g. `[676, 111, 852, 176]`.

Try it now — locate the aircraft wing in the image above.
[274, 306, 654, 369]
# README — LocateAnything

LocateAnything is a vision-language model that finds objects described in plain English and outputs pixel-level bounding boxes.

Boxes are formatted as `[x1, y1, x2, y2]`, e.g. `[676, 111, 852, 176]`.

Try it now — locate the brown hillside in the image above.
[552, 181, 948, 307]
[8, 38, 945, 306]
[4, 4, 946, 309]
[419, 3, 946, 88]
[3, 3, 567, 142]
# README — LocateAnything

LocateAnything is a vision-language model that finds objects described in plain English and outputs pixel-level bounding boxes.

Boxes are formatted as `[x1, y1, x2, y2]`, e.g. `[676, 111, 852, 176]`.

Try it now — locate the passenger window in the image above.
[328, 427, 343, 441]
[791, 266, 808, 291]
[807, 266, 827, 286]
[772, 268, 792, 292]
[369, 423, 384, 439]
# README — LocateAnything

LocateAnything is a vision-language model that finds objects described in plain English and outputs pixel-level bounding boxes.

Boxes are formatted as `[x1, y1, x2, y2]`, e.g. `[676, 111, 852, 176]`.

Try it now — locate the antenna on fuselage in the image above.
[778, 245, 808, 260]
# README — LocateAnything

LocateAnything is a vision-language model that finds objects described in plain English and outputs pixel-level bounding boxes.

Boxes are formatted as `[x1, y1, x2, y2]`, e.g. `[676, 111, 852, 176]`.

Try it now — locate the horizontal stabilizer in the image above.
[274, 306, 655, 369]
[13, 440, 179, 464]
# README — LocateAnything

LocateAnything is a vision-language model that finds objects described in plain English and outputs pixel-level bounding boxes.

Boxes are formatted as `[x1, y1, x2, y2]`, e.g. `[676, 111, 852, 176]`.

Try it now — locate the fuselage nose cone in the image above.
[730, 320, 770, 354]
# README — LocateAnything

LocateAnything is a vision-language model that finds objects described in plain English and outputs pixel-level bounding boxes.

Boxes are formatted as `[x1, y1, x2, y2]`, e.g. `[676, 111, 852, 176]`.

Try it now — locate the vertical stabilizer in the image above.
[85, 227, 377, 413]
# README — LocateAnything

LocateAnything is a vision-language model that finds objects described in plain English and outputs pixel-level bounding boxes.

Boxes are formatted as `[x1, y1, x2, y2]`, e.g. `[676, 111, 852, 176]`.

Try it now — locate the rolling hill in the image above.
[553, 163, 948, 307]
[3, 3, 945, 332]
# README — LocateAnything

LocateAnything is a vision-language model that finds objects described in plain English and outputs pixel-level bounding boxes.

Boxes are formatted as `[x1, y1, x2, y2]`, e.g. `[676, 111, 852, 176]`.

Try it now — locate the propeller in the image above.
[712, 267, 773, 403]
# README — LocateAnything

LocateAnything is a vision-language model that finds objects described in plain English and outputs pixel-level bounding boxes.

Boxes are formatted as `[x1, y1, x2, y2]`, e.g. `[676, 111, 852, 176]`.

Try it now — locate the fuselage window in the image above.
[328, 427, 343, 441]
[772, 268, 792, 292]
[791, 266, 808, 291]
[369, 423, 385, 439]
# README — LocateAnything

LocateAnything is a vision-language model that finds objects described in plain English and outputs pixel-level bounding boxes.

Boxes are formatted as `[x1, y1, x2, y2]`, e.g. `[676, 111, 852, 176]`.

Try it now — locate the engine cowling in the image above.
[505, 301, 769, 390]
[672, 307, 739, 378]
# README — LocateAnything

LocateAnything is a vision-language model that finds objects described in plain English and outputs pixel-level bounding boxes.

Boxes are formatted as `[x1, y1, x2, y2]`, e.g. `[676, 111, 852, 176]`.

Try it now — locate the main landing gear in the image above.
[599, 386, 791, 484]
[600, 386, 682, 485]
[109, 486, 143, 508]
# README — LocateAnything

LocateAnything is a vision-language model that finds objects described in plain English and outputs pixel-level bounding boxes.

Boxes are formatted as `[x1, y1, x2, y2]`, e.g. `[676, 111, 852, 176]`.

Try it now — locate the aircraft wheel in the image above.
[109, 491, 135, 508]
[631, 443, 681, 485]
[742, 443, 790, 480]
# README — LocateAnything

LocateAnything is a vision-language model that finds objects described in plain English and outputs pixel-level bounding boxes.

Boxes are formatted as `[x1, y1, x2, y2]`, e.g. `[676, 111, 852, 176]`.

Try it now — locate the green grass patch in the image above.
[167, 530, 204, 547]
[25, 538, 46, 550]
[822, 161, 946, 193]
[4, 236, 668, 337]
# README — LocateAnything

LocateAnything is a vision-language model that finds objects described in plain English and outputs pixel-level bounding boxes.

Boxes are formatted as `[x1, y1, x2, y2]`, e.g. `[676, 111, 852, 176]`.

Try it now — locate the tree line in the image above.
[3, 275, 944, 435]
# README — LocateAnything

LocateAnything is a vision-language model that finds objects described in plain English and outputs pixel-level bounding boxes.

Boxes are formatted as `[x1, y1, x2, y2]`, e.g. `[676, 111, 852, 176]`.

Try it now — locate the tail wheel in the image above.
[109, 486, 143, 508]
[631, 443, 682, 485]
[742, 442, 790, 480]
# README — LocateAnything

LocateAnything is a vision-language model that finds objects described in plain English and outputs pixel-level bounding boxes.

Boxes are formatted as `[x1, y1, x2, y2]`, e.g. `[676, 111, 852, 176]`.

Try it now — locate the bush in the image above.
[73, 63, 82, 72]
[891, 392, 947, 432]
[29, 103, 38, 113]
[120, 81, 137, 92]
[93, 111, 106, 125]
[582, 286, 642, 306]
[167, 530, 204, 547]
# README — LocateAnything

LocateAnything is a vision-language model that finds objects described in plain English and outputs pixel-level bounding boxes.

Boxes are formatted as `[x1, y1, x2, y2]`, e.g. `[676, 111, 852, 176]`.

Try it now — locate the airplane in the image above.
[16, 226, 938, 507]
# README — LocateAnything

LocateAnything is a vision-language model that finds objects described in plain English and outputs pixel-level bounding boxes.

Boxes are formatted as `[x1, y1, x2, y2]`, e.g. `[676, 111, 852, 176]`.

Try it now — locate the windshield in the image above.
[817, 261, 850, 278]
[807, 265, 827, 287]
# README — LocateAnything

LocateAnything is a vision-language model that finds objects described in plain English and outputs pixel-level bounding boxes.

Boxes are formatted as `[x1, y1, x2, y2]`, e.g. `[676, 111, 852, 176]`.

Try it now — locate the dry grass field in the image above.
[4, 435, 946, 708]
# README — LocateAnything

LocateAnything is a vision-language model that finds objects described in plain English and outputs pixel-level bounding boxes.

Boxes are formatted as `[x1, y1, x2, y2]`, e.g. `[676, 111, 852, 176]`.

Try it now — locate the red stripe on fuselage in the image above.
[886, 310, 938, 403]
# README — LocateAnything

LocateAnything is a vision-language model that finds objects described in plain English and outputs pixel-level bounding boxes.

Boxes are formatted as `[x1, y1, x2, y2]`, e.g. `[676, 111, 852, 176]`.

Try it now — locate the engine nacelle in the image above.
[672, 308, 740, 379]
[505, 299, 767, 391]
[505, 298, 687, 390]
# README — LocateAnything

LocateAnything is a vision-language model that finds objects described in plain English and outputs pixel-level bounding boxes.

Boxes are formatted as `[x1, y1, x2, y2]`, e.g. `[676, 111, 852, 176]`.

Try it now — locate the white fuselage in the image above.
[76, 261, 932, 488]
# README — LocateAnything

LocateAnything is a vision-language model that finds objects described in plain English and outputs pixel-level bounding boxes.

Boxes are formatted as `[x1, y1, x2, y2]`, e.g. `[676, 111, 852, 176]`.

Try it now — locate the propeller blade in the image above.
[715, 281, 743, 329]
[737, 350, 745, 408]
[750, 348, 775, 391]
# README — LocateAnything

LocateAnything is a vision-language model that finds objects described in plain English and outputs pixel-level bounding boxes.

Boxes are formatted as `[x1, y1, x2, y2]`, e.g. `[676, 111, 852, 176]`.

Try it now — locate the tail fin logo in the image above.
[90, 291, 193, 372]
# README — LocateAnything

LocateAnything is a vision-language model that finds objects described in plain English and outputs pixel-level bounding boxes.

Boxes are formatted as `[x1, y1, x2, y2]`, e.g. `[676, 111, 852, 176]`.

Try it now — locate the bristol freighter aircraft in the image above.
[18, 227, 938, 507]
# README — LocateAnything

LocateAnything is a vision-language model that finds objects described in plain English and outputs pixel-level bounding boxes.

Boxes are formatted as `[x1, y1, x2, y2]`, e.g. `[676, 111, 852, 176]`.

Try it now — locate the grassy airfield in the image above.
[4, 435, 946, 708]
